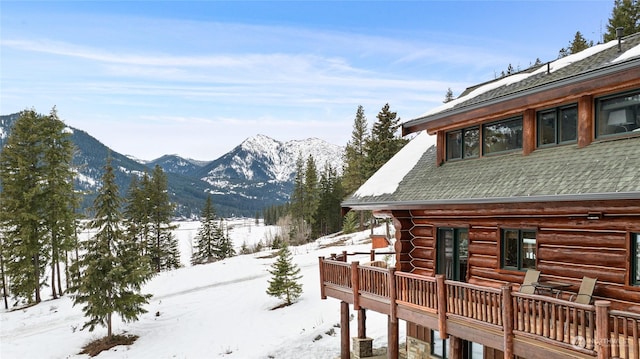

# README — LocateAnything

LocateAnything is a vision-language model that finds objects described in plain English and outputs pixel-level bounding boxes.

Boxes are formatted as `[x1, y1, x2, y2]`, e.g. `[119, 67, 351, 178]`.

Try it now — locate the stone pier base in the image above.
[352, 337, 374, 358]
[406, 336, 431, 359]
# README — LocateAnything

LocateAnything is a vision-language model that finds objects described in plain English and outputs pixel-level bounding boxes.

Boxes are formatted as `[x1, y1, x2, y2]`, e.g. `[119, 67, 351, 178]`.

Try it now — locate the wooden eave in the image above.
[402, 61, 640, 136]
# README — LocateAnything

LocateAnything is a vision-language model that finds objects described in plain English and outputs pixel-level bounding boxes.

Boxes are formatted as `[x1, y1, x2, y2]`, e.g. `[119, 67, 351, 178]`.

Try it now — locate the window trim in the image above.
[536, 104, 578, 148]
[595, 89, 640, 139]
[501, 228, 537, 271]
[482, 116, 523, 156]
[445, 127, 480, 161]
[632, 233, 640, 286]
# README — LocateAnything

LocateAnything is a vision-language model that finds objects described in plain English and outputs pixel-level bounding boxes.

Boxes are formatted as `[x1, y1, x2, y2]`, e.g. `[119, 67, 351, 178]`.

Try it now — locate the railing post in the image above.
[342, 250, 348, 262]
[370, 249, 375, 262]
[389, 267, 397, 323]
[352, 261, 360, 310]
[436, 274, 448, 339]
[595, 300, 611, 359]
[319, 257, 326, 300]
[501, 284, 514, 359]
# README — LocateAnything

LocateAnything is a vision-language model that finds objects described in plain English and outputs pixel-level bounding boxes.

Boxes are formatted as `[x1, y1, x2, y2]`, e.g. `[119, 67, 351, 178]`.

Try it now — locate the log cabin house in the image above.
[319, 33, 640, 359]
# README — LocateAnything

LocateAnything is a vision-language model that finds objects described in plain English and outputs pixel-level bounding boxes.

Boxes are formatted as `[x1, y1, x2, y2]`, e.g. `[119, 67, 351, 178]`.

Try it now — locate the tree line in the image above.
[263, 103, 408, 244]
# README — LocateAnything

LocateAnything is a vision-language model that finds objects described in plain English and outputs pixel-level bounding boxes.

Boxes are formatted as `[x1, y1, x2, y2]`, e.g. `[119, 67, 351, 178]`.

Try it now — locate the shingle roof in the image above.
[343, 136, 640, 209]
[405, 33, 640, 128]
[344, 33, 640, 209]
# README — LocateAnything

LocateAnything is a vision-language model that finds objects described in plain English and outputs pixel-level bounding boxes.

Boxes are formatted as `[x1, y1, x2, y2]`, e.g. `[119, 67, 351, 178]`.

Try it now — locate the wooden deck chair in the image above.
[518, 269, 541, 295]
[569, 277, 597, 304]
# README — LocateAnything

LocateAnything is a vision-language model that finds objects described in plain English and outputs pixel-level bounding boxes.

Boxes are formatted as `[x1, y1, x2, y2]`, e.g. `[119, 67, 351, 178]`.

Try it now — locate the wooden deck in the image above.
[319, 257, 640, 359]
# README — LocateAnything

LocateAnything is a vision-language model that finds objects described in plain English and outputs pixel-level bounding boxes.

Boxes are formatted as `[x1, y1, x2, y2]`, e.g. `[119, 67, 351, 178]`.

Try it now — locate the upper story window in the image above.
[596, 89, 640, 138]
[537, 105, 577, 147]
[633, 233, 640, 286]
[446, 127, 479, 160]
[502, 228, 536, 271]
[483, 117, 523, 155]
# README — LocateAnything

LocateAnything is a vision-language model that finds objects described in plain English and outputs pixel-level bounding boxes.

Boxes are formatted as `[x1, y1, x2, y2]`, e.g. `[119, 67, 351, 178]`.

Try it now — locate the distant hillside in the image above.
[0, 113, 344, 218]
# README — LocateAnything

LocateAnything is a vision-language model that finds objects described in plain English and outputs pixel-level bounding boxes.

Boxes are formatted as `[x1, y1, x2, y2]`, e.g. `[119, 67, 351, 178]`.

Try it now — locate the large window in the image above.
[483, 117, 523, 154]
[596, 90, 640, 138]
[502, 229, 537, 270]
[538, 105, 578, 146]
[633, 233, 640, 286]
[446, 127, 479, 160]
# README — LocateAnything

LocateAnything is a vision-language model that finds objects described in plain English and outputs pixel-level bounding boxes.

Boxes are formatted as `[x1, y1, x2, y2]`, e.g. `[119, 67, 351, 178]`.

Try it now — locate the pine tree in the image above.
[342, 105, 370, 231]
[0, 109, 47, 304]
[559, 31, 593, 58]
[290, 155, 305, 222]
[314, 163, 344, 237]
[604, 0, 639, 42]
[364, 103, 408, 178]
[266, 245, 303, 306]
[71, 157, 152, 338]
[146, 165, 179, 272]
[443, 88, 454, 103]
[40, 107, 78, 298]
[303, 155, 319, 237]
[213, 219, 235, 260]
[192, 196, 218, 265]
[124, 175, 150, 258]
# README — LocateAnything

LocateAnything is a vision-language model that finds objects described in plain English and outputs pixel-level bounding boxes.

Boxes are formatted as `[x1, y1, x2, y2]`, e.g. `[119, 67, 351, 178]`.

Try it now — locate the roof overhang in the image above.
[342, 191, 640, 213]
[402, 59, 640, 136]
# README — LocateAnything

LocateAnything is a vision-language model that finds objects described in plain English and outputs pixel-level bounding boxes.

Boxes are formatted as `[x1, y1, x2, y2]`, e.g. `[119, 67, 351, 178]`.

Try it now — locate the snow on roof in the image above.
[354, 131, 434, 198]
[418, 39, 620, 119]
[614, 42, 640, 62]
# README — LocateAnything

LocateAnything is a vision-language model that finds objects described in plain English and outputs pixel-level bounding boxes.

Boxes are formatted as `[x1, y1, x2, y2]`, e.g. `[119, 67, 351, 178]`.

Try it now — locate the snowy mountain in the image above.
[0, 114, 344, 218]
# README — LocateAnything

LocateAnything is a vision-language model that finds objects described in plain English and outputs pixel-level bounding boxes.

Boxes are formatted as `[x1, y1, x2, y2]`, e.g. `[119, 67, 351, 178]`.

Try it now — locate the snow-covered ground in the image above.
[1, 220, 404, 358]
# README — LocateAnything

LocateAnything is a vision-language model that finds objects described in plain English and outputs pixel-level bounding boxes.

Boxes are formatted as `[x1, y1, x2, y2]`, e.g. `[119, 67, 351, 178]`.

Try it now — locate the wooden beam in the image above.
[523, 109, 536, 156]
[319, 257, 326, 299]
[358, 309, 366, 339]
[436, 274, 448, 339]
[341, 301, 350, 359]
[501, 284, 514, 359]
[352, 261, 360, 310]
[578, 94, 594, 148]
[449, 335, 463, 359]
[388, 315, 399, 359]
[595, 300, 611, 359]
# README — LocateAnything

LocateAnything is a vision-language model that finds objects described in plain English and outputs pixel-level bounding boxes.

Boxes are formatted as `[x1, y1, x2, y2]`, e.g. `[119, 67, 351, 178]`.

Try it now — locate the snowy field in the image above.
[1, 220, 404, 358]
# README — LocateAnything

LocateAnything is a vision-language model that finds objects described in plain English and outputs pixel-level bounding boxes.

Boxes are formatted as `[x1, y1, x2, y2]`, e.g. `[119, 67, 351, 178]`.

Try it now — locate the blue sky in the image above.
[1, 1, 613, 161]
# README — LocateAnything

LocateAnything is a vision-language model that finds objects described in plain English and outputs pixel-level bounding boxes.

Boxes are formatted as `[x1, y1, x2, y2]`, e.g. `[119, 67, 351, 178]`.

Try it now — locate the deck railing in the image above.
[319, 256, 640, 359]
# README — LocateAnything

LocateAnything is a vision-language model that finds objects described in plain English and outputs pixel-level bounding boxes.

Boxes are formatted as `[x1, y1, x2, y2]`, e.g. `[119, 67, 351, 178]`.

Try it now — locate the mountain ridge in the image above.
[0, 113, 344, 218]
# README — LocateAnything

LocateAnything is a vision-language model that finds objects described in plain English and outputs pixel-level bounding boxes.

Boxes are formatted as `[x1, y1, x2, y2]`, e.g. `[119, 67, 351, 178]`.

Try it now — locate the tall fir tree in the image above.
[71, 157, 152, 338]
[123, 175, 151, 258]
[266, 245, 303, 306]
[443, 88, 454, 103]
[289, 155, 305, 221]
[604, 0, 639, 42]
[0, 109, 47, 304]
[192, 196, 223, 264]
[40, 107, 78, 298]
[342, 105, 370, 231]
[559, 31, 593, 58]
[364, 103, 408, 178]
[302, 155, 319, 236]
[314, 163, 344, 237]
[146, 165, 179, 272]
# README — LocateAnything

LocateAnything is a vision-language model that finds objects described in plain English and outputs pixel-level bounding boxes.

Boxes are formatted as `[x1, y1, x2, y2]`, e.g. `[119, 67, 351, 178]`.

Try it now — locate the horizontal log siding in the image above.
[393, 200, 640, 306]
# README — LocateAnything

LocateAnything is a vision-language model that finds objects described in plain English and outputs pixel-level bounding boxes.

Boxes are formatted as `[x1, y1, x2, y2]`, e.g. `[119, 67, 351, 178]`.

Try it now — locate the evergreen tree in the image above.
[342, 105, 369, 196]
[289, 155, 305, 221]
[604, 0, 639, 42]
[40, 107, 78, 298]
[0, 109, 47, 304]
[214, 218, 235, 259]
[443, 88, 454, 103]
[71, 157, 152, 338]
[364, 103, 408, 178]
[314, 163, 344, 237]
[146, 165, 179, 272]
[266, 245, 303, 306]
[191, 196, 218, 265]
[303, 155, 319, 236]
[342, 105, 370, 231]
[124, 175, 150, 258]
[559, 31, 593, 58]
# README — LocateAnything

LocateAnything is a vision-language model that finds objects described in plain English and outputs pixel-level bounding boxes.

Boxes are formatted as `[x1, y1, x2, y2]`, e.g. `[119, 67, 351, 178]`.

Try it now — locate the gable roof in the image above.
[344, 33, 640, 211]
[403, 33, 640, 135]
[343, 134, 640, 210]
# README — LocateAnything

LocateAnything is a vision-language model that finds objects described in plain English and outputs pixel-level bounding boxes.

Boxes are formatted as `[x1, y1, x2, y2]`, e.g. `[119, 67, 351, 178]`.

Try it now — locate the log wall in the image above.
[392, 200, 640, 310]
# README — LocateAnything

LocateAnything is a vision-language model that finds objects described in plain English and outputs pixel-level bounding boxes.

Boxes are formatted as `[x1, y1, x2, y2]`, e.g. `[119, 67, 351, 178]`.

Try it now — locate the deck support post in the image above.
[388, 315, 399, 359]
[449, 335, 462, 359]
[319, 257, 326, 299]
[341, 301, 350, 359]
[436, 274, 448, 339]
[595, 300, 611, 359]
[388, 266, 398, 359]
[358, 309, 366, 338]
[501, 284, 514, 359]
